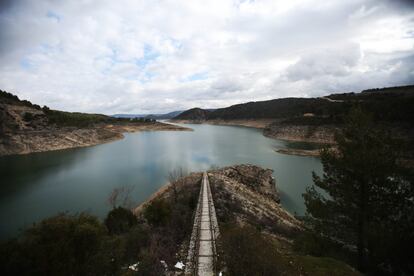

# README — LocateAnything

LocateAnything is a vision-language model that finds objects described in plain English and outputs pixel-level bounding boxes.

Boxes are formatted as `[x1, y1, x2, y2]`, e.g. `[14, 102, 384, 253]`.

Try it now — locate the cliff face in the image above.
[212, 164, 280, 202]
[0, 127, 123, 156]
[0, 102, 48, 133]
[263, 123, 337, 144]
[0, 101, 122, 155]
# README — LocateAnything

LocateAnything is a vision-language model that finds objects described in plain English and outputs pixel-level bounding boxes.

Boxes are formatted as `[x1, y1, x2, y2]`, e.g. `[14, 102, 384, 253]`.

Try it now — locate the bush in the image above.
[104, 207, 137, 235]
[221, 224, 282, 275]
[0, 213, 108, 276]
[122, 226, 149, 262]
[44, 109, 112, 127]
[293, 230, 354, 265]
[0, 176, 202, 275]
[144, 199, 171, 226]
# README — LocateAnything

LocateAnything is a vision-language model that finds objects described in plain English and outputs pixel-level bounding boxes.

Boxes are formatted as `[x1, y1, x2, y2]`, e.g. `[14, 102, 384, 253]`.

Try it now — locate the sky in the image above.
[0, 0, 413, 114]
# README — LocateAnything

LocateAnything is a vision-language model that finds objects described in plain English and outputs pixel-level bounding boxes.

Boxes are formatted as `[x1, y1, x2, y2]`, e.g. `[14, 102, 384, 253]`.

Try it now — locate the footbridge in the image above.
[185, 172, 220, 275]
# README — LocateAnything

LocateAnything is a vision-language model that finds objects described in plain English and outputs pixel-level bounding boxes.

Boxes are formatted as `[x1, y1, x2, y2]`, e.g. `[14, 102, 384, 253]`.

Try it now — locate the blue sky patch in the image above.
[20, 58, 33, 70]
[184, 71, 209, 82]
[46, 11, 61, 22]
[135, 45, 160, 68]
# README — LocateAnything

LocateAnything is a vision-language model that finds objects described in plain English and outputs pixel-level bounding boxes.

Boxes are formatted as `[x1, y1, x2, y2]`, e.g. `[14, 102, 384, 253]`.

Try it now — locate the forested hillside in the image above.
[174, 85, 414, 126]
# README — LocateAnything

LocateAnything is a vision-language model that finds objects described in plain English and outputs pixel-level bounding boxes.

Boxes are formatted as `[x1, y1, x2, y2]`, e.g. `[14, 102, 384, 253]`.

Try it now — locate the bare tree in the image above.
[167, 167, 187, 202]
[107, 185, 135, 209]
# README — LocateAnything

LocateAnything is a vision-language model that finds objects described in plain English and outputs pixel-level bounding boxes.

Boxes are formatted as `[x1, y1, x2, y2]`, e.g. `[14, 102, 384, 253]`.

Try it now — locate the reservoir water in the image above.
[0, 124, 322, 239]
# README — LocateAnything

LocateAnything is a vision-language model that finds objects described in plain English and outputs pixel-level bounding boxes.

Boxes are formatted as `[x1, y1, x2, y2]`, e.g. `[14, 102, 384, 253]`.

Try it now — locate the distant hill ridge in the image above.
[112, 110, 183, 120]
[175, 107, 211, 121]
[173, 85, 414, 125]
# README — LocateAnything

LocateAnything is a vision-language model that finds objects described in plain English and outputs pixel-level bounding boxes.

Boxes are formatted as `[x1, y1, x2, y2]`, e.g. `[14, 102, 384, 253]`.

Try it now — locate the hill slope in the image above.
[172, 85, 414, 157]
[174, 85, 414, 124]
[174, 107, 211, 121]
[0, 90, 189, 156]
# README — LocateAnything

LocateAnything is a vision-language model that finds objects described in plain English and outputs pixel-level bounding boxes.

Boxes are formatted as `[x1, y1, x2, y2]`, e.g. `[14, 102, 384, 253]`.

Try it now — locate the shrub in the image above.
[220, 224, 282, 275]
[144, 199, 171, 226]
[123, 226, 149, 262]
[104, 207, 137, 235]
[44, 109, 111, 127]
[0, 213, 107, 275]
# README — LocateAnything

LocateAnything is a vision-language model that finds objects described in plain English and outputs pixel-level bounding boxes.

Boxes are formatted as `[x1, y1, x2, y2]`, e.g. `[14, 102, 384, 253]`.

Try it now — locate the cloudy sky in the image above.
[0, 0, 413, 114]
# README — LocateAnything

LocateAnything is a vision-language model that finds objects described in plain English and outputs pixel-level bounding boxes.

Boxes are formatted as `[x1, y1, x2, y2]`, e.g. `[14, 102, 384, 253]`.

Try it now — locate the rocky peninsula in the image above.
[131, 164, 358, 275]
[0, 90, 190, 156]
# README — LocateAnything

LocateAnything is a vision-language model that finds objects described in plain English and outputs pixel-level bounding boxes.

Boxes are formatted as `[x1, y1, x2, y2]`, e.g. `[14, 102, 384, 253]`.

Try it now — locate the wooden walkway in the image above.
[185, 172, 220, 275]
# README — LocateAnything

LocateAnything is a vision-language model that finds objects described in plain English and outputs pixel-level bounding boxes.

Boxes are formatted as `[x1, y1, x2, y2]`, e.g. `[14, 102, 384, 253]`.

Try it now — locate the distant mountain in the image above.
[144, 110, 184, 120]
[174, 108, 211, 121]
[112, 110, 183, 120]
[173, 85, 414, 125]
[112, 114, 148, 118]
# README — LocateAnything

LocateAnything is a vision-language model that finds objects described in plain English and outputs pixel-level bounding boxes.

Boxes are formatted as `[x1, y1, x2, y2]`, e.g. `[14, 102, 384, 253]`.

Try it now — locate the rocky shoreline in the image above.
[0, 91, 192, 157]
[263, 123, 336, 144]
[0, 122, 191, 156]
[171, 118, 335, 157]
[171, 119, 275, 129]
[275, 148, 321, 157]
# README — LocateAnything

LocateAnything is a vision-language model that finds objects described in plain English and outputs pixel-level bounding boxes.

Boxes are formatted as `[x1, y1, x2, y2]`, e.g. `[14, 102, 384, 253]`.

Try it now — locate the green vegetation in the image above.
[0, 89, 41, 109]
[301, 107, 414, 274]
[44, 109, 156, 127]
[0, 207, 179, 275]
[44, 109, 113, 127]
[1, 89, 157, 129]
[175, 85, 414, 127]
[144, 199, 172, 226]
[220, 224, 281, 275]
[173, 107, 211, 121]
[105, 207, 138, 235]
[0, 175, 200, 275]
[220, 224, 360, 276]
[0, 213, 110, 275]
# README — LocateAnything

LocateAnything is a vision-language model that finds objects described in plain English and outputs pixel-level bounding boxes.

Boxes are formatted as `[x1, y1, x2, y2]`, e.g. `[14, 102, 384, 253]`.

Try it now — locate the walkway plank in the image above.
[185, 172, 220, 275]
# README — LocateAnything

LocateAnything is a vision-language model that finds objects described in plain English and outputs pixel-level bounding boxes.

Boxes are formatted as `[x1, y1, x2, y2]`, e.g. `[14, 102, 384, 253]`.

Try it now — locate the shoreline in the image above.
[170, 119, 275, 129]
[0, 121, 192, 157]
[275, 148, 321, 157]
[170, 119, 333, 157]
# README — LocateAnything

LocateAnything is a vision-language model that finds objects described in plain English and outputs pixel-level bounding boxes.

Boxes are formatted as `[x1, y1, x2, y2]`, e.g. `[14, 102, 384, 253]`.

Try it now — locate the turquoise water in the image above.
[0, 124, 322, 239]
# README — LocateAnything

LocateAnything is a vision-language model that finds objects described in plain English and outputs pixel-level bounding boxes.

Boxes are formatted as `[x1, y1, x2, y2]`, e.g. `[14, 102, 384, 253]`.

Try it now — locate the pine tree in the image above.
[303, 107, 414, 274]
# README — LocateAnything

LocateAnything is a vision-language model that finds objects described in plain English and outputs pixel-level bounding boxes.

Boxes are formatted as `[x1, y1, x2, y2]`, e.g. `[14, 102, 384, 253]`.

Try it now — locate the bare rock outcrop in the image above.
[208, 164, 302, 239]
[263, 123, 337, 144]
[133, 164, 302, 241]
[213, 164, 280, 203]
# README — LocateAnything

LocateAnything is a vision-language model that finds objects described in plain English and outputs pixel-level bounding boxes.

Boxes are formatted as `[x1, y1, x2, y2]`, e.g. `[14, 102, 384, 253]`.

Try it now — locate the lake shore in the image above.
[171, 119, 275, 129]
[0, 121, 192, 156]
[275, 148, 321, 157]
[170, 119, 333, 157]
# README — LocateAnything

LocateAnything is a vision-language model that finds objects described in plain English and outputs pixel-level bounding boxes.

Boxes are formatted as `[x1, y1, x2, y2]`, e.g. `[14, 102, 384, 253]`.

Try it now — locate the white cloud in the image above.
[0, 0, 413, 114]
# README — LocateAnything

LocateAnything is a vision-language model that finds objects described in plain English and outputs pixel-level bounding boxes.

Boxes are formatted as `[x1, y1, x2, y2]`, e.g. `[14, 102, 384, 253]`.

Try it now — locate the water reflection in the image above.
[0, 124, 322, 239]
